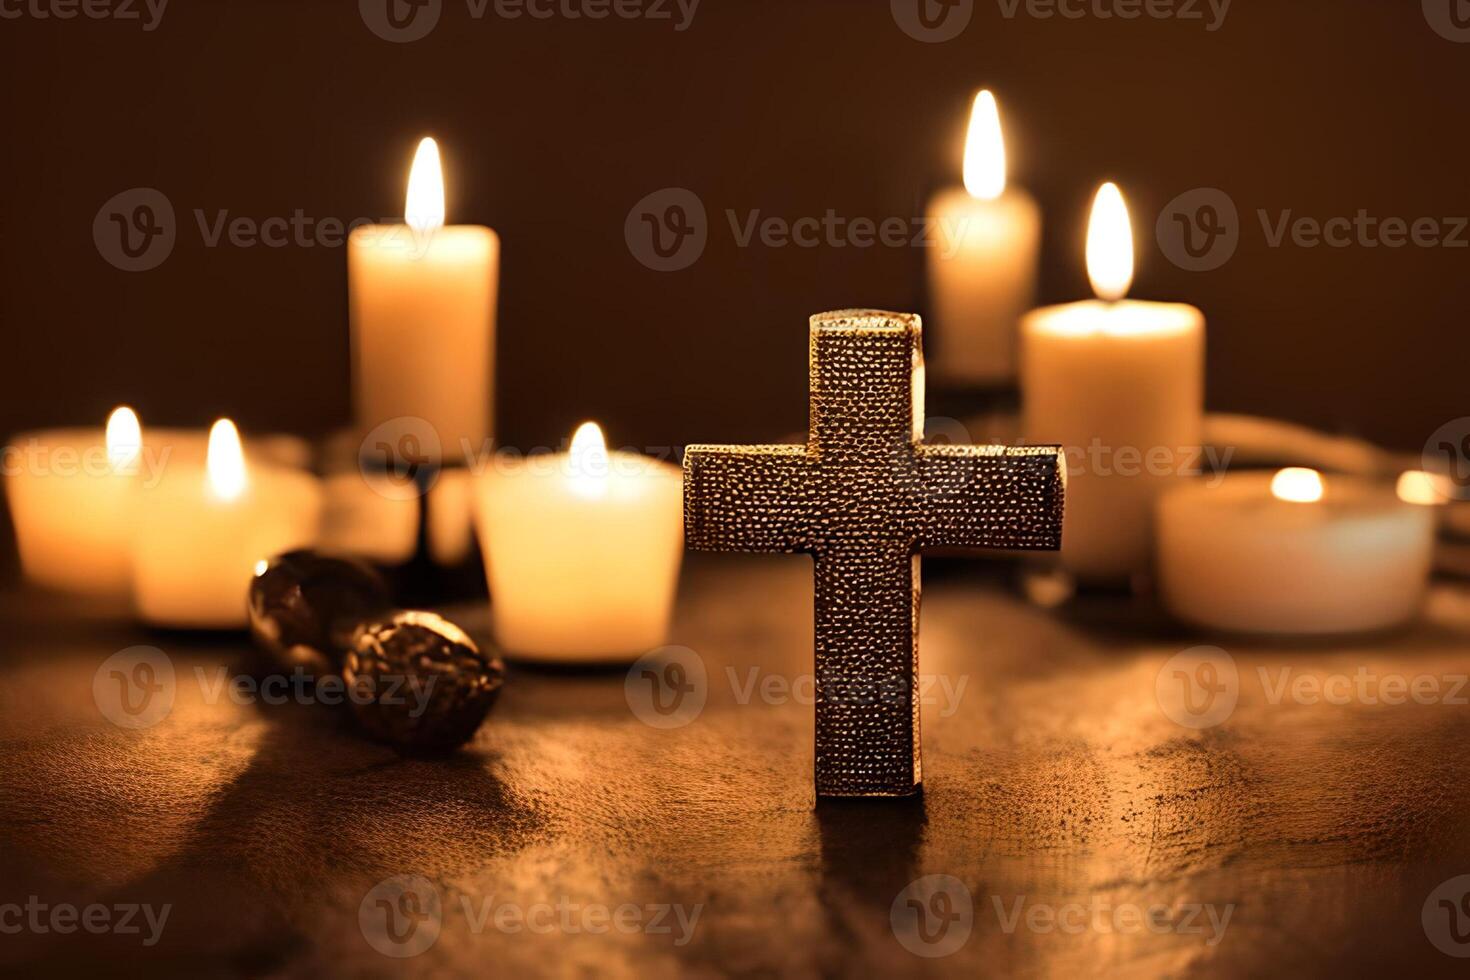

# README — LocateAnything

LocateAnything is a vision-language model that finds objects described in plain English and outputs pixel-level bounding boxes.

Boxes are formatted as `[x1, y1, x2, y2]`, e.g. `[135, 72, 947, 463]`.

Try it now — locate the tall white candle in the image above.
[133, 420, 321, 629]
[926, 91, 1041, 387]
[1021, 183, 1205, 583]
[350, 138, 499, 465]
[1158, 469, 1436, 635]
[472, 423, 683, 662]
[4, 407, 144, 597]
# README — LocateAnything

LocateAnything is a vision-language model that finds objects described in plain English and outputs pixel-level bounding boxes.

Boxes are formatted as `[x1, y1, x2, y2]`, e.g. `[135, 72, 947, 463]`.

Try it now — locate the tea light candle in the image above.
[350, 137, 500, 464]
[472, 422, 683, 662]
[926, 90, 1041, 386]
[133, 420, 322, 629]
[4, 407, 144, 597]
[1157, 469, 1437, 635]
[1021, 183, 1204, 583]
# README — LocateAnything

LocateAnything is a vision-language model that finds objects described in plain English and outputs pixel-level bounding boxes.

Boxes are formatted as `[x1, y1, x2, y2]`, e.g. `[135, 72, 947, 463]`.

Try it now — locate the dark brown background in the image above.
[1, 0, 1464, 453]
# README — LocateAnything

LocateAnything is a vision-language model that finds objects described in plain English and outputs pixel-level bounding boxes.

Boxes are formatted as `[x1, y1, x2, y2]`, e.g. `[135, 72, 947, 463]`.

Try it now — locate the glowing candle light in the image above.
[1021, 182, 1206, 583]
[1158, 469, 1436, 635]
[472, 422, 683, 662]
[926, 90, 1042, 386]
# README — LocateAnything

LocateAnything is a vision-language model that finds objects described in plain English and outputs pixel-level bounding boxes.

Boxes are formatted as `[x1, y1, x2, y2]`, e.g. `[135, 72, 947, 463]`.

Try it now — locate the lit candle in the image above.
[472, 422, 683, 662]
[1157, 469, 1436, 635]
[1021, 182, 1205, 583]
[133, 420, 322, 628]
[4, 407, 145, 597]
[926, 90, 1042, 386]
[349, 137, 500, 464]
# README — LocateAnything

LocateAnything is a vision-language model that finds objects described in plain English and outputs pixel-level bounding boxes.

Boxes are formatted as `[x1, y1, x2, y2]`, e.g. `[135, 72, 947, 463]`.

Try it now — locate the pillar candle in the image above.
[1158, 469, 1436, 635]
[349, 138, 499, 464]
[1021, 183, 1204, 583]
[4, 407, 144, 597]
[472, 423, 683, 662]
[132, 420, 321, 629]
[926, 90, 1041, 387]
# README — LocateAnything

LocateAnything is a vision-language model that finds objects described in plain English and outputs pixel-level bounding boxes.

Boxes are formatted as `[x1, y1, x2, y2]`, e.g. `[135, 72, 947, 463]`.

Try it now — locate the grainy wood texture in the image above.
[684, 311, 1064, 797]
[2, 561, 1470, 978]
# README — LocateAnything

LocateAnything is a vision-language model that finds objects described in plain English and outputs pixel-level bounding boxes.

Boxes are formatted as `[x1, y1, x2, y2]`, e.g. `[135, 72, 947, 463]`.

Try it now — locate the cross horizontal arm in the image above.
[915, 444, 1066, 551]
[683, 444, 813, 554]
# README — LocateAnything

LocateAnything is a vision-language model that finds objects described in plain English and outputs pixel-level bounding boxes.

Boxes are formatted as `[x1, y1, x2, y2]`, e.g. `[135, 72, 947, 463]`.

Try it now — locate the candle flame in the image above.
[1086, 182, 1134, 302]
[1397, 470, 1450, 506]
[206, 418, 248, 501]
[568, 421, 608, 498]
[962, 90, 1006, 201]
[1271, 467, 1324, 504]
[105, 405, 142, 472]
[405, 137, 445, 236]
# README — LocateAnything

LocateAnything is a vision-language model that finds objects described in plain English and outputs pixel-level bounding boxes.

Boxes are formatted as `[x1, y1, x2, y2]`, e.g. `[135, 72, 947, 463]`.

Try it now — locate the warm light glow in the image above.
[1271, 467, 1325, 504]
[254, 559, 269, 577]
[1086, 182, 1134, 302]
[206, 418, 248, 501]
[962, 90, 1006, 201]
[568, 421, 609, 498]
[1397, 470, 1450, 506]
[105, 405, 142, 472]
[405, 137, 445, 235]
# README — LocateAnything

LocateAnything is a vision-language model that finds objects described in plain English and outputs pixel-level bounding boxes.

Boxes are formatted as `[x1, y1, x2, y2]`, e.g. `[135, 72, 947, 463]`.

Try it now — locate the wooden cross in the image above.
[683, 310, 1065, 798]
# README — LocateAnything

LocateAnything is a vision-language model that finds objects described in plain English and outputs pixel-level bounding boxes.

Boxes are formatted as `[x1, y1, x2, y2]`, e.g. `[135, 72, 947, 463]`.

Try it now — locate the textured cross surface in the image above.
[683, 310, 1066, 797]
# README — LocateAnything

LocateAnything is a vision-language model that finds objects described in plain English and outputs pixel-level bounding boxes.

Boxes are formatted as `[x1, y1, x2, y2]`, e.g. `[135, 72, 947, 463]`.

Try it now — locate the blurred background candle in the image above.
[473, 422, 683, 662]
[133, 419, 322, 629]
[926, 90, 1041, 388]
[350, 137, 500, 464]
[1158, 469, 1436, 635]
[4, 407, 144, 597]
[1021, 182, 1205, 583]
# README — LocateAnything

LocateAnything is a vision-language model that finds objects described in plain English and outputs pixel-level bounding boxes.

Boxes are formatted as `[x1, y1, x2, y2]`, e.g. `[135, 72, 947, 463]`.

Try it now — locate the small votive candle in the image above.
[473, 422, 683, 663]
[1157, 468, 1437, 636]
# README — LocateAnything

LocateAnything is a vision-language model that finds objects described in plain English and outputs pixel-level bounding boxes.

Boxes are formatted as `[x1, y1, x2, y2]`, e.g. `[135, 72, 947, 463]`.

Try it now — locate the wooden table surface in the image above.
[3, 554, 1470, 978]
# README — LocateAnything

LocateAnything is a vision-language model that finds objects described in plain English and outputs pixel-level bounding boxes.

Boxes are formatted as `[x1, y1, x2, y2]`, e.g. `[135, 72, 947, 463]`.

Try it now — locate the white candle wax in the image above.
[1157, 470, 1436, 635]
[1020, 183, 1204, 582]
[132, 421, 321, 629]
[349, 138, 499, 464]
[4, 408, 143, 597]
[472, 423, 683, 662]
[926, 91, 1040, 386]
